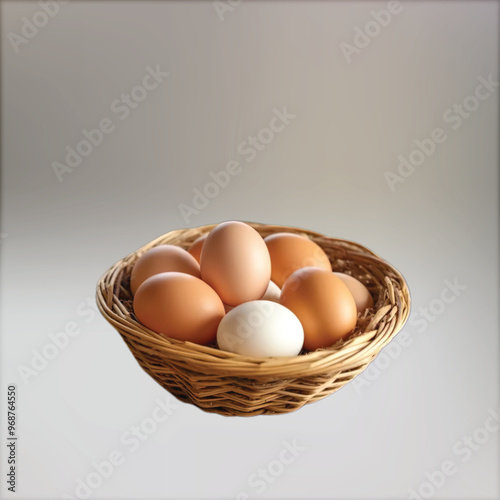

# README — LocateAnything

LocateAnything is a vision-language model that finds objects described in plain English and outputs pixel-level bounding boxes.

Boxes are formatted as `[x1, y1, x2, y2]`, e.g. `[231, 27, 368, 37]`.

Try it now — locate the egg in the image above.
[280, 267, 357, 350]
[264, 232, 332, 287]
[261, 280, 281, 302]
[333, 272, 374, 313]
[187, 234, 207, 264]
[217, 300, 304, 357]
[200, 221, 271, 306]
[130, 245, 200, 295]
[133, 272, 225, 344]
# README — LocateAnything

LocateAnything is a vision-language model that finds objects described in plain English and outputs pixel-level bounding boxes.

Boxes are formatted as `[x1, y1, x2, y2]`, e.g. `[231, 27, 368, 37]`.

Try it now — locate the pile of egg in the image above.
[132, 221, 374, 357]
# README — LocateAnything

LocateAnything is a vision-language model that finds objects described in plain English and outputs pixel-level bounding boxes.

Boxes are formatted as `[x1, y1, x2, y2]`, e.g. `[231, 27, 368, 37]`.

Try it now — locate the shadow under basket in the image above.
[96, 223, 411, 416]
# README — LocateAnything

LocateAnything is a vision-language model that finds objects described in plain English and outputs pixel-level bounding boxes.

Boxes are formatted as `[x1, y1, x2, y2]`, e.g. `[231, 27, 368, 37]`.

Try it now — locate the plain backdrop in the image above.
[1, 1, 499, 499]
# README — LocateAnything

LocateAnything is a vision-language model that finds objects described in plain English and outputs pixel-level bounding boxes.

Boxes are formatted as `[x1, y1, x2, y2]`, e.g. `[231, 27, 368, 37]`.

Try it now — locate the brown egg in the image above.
[264, 232, 332, 287]
[200, 221, 271, 306]
[187, 234, 207, 264]
[333, 272, 374, 313]
[133, 272, 225, 344]
[280, 267, 357, 350]
[130, 245, 200, 295]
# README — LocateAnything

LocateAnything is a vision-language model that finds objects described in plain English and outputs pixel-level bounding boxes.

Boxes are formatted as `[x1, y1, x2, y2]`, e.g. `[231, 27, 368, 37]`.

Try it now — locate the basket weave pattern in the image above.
[96, 223, 410, 416]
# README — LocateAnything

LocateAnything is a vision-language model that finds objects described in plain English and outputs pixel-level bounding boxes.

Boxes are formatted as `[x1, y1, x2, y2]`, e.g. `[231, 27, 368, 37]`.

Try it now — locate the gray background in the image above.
[1, 1, 499, 499]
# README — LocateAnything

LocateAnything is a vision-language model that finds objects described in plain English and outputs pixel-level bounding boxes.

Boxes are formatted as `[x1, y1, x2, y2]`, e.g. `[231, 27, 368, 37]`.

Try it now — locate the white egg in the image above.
[260, 280, 281, 302]
[217, 300, 304, 357]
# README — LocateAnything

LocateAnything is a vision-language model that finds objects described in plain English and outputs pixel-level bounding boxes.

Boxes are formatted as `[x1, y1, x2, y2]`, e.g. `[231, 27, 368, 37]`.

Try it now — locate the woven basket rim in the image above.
[96, 222, 411, 380]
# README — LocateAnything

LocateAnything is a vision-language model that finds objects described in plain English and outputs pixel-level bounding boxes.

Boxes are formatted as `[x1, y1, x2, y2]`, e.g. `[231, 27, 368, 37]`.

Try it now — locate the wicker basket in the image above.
[96, 223, 410, 416]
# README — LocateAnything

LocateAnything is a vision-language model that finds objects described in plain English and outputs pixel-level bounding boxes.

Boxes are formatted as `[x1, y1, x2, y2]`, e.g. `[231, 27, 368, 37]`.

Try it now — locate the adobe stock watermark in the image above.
[51, 65, 169, 182]
[340, 0, 403, 64]
[222, 301, 275, 352]
[213, 0, 242, 21]
[385, 74, 499, 192]
[17, 297, 98, 385]
[408, 408, 500, 499]
[178, 106, 296, 224]
[352, 277, 467, 395]
[236, 439, 305, 499]
[61, 396, 179, 500]
[7, 0, 70, 54]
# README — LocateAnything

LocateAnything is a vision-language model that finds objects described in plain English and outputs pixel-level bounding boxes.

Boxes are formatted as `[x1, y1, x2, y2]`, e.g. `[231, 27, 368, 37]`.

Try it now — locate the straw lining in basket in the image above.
[96, 223, 410, 416]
